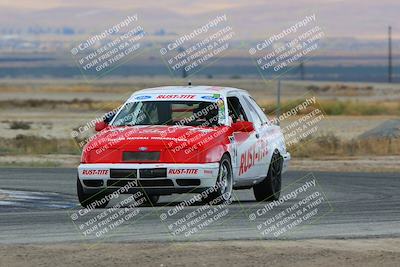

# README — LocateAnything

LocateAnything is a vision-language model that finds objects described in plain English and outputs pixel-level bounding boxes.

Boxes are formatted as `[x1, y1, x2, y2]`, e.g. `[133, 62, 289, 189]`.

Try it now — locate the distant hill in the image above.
[0, 0, 399, 39]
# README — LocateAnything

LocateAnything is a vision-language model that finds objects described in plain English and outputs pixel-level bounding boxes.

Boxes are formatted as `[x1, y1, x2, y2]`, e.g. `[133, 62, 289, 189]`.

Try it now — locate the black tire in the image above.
[77, 177, 109, 208]
[203, 154, 233, 205]
[253, 151, 282, 202]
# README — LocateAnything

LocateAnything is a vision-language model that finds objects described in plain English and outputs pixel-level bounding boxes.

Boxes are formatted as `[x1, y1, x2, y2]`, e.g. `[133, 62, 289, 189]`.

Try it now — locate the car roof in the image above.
[131, 86, 248, 97]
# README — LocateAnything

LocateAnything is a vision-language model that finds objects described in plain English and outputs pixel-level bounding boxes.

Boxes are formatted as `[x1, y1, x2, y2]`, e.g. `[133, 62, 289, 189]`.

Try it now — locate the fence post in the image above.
[277, 80, 281, 125]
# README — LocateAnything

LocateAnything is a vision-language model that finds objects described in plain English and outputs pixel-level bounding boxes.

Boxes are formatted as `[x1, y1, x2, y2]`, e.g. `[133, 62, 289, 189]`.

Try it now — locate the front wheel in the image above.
[253, 151, 282, 202]
[77, 177, 109, 208]
[203, 154, 233, 205]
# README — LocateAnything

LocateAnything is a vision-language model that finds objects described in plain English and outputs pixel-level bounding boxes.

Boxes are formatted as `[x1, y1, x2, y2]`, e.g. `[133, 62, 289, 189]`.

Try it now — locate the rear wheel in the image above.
[77, 177, 109, 208]
[253, 151, 282, 202]
[203, 154, 233, 205]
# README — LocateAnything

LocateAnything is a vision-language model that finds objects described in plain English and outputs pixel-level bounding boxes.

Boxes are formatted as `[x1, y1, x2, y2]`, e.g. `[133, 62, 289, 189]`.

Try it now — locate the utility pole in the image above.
[388, 26, 392, 83]
[276, 80, 281, 125]
[178, 46, 187, 78]
[299, 61, 305, 80]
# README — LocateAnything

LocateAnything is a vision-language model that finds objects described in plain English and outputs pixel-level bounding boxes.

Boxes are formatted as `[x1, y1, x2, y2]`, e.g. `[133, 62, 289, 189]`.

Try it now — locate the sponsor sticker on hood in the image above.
[135, 95, 152, 100]
[201, 94, 221, 101]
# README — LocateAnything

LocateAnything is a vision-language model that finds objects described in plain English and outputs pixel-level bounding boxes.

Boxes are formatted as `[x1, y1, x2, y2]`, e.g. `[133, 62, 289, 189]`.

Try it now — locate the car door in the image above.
[238, 94, 270, 179]
[242, 95, 283, 177]
[227, 95, 262, 182]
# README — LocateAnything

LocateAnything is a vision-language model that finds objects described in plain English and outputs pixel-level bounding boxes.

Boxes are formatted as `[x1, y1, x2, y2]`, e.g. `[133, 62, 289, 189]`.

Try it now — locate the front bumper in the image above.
[77, 163, 219, 195]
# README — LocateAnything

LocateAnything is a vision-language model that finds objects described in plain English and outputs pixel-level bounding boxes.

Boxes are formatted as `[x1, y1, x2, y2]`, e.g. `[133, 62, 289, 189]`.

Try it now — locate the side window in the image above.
[241, 96, 263, 127]
[249, 96, 270, 124]
[244, 96, 269, 125]
[227, 97, 248, 123]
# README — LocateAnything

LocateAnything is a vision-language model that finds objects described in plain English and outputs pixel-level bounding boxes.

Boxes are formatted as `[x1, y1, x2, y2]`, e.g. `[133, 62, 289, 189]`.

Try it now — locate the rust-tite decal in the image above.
[239, 139, 268, 175]
[168, 169, 199, 175]
[82, 169, 109, 175]
[156, 94, 195, 99]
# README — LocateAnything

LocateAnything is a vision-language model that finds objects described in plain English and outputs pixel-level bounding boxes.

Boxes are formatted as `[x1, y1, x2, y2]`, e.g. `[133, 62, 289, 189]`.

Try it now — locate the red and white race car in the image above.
[77, 86, 290, 208]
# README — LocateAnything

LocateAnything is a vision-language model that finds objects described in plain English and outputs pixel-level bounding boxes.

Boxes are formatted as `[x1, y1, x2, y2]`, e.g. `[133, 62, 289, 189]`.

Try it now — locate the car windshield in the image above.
[111, 100, 221, 127]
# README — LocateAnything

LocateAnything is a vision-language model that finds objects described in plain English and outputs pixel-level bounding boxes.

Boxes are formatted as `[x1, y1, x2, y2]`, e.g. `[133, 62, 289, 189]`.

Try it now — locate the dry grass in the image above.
[260, 99, 400, 116]
[2, 78, 398, 96]
[0, 99, 120, 111]
[317, 100, 400, 116]
[1, 79, 400, 115]
[306, 83, 374, 96]
[0, 135, 79, 155]
[291, 134, 400, 158]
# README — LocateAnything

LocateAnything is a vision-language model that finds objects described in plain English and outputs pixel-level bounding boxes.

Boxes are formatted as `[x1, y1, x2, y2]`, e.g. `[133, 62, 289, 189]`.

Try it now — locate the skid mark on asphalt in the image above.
[0, 189, 76, 211]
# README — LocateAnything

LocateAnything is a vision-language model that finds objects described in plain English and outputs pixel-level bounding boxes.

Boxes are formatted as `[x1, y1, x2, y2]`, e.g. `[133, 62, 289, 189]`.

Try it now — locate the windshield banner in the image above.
[129, 93, 222, 102]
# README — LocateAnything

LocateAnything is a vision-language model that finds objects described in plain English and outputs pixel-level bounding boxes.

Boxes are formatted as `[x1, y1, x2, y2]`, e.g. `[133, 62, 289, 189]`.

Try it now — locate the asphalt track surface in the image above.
[0, 168, 399, 244]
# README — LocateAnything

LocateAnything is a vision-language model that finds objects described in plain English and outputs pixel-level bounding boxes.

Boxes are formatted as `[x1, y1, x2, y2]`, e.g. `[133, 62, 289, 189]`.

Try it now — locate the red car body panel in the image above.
[82, 125, 233, 164]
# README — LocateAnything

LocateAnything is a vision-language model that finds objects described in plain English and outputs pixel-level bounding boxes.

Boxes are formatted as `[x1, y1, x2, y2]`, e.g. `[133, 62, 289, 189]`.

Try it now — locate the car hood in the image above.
[84, 125, 227, 151]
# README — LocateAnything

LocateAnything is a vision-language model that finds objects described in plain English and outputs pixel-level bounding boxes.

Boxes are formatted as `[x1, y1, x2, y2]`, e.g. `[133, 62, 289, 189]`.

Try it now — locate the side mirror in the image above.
[95, 121, 108, 132]
[231, 121, 255, 132]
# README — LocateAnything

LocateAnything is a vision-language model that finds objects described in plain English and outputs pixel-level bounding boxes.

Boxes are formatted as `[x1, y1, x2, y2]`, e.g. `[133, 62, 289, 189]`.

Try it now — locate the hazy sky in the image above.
[0, 0, 398, 38]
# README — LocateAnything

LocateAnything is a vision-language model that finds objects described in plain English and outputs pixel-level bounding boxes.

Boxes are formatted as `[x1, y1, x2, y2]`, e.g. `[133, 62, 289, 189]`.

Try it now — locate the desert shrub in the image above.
[320, 101, 346, 115]
[9, 121, 31, 130]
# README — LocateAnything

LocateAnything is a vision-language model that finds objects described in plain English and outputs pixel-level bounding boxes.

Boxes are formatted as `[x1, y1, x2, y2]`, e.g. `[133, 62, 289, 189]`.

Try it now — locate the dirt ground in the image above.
[0, 238, 399, 267]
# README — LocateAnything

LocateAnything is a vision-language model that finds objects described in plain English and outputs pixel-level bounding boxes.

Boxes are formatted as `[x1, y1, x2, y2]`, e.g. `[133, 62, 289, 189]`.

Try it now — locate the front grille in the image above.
[139, 168, 167, 178]
[83, 179, 103, 187]
[110, 169, 137, 178]
[107, 179, 173, 187]
[123, 151, 160, 162]
[176, 179, 201, 186]
[139, 179, 174, 187]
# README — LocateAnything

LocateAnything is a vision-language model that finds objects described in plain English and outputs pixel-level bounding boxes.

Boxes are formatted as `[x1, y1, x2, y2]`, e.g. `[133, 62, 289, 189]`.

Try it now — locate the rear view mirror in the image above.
[95, 121, 108, 132]
[231, 121, 255, 132]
